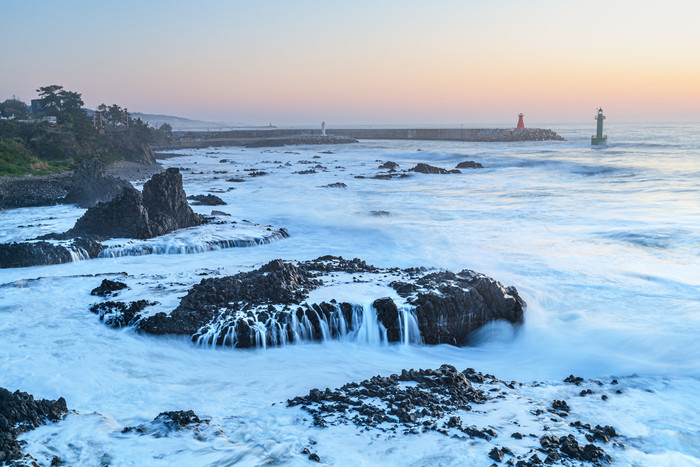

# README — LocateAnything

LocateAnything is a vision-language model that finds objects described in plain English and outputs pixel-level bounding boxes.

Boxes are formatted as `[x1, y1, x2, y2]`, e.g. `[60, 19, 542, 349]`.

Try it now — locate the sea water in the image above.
[0, 122, 698, 465]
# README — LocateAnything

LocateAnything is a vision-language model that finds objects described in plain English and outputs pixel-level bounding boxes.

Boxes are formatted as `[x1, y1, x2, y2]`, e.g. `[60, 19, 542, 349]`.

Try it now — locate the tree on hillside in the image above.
[0, 98, 29, 119]
[36, 85, 64, 115]
[106, 104, 122, 126]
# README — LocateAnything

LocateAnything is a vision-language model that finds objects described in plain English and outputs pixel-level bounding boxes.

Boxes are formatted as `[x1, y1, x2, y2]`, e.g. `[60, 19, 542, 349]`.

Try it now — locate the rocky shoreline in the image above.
[0, 160, 162, 211]
[0, 168, 289, 268]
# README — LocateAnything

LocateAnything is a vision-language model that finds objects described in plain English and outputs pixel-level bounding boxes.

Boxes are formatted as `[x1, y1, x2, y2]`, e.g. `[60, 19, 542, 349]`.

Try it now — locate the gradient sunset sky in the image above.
[2, 0, 699, 125]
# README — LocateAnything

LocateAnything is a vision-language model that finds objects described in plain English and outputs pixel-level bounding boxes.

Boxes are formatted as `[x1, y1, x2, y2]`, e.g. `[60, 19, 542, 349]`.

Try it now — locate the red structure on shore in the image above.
[516, 113, 525, 129]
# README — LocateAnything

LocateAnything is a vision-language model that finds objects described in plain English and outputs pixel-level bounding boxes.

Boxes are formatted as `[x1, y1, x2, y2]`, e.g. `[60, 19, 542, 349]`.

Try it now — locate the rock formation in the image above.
[0, 387, 68, 464]
[409, 163, 461, 174]
[187, 194, 226, 206]
[456, 160, 484, 169]
[62, 160, 132, 208]
[90, 256, 525, 348]
[69, 168, 204, 239]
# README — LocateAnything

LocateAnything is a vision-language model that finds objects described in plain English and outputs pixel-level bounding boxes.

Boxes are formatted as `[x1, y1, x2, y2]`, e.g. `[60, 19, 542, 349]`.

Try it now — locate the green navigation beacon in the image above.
[591, 107, 607, 146]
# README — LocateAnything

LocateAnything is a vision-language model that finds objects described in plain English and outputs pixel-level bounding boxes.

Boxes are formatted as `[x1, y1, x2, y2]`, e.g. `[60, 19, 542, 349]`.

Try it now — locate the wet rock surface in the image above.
[122, 410, 209, 437]
[288, 366, 622, 466]
[409, 163, 461, 174]
[378, 161, 399, 170]
[0, 237, 105, 269]
[456, 160, 484, 169]
[187, 194, 226, 206]
[62, 160, 132, 208]
[90, 300, 157, 328]
[90, 279, 128, 297]
[69, 168, 204, 239]
[0, 387, 68, 464]
[90, 256, 525, 349]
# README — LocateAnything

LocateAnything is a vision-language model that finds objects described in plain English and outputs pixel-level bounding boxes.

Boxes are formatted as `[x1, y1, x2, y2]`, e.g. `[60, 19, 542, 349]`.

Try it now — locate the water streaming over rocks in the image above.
[1, 123, 699, 465]
[87, 256, 523, 349]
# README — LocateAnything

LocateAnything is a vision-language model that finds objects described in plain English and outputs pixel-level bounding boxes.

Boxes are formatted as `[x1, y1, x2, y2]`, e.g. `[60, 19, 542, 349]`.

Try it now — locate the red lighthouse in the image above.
[516, 113, 525, 129]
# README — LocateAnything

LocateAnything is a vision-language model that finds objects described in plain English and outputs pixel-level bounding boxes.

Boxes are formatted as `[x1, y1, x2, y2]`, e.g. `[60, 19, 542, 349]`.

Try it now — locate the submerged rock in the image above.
[187, 194, 226, 206]
[409, 163, 461, 174]
[90, 279, 128, 297]
[94, 256, 525, 349]
[69, 168, 204, 239]
[0, 387, 68, 464]
[122, 409, 209, 436]
[456, 160, 484, 169]
[378, 161, 399, 170]
[63, 160, 132, 208]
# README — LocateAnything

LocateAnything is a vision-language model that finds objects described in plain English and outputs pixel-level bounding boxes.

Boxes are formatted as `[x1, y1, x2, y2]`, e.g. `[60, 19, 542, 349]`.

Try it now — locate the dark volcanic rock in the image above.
[90, 300, 156, 328]
[69, 168, 204, 239]
[0, 237, 105, 269]
[122, 409, 209, 436]
[319, 182, 347, 188]
[405, 270, 525, 345]
[187, 194, 226, 206]
[409, 163, 460, 174]
[373, 297, 401, 341]
[0, 241, 73, 268]
[455, 160, 484, 169]
[288, 364, 487, 434]
[63, 160, 132, 208]
[378, 161, 399, 170]
[0, 387, 68, 464]
[91, 279, 128, 297]
[102, 256, 524, 349]
[154, 410, 205, 430]
[140, 259, 322, 338]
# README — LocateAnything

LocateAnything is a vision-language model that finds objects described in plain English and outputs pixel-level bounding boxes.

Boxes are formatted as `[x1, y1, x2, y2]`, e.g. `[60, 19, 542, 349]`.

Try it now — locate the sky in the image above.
[1, 0, 699, 125]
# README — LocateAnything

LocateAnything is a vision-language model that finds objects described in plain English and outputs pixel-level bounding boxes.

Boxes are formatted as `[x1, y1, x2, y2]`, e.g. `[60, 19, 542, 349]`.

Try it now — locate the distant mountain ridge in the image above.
[129, 113, 234, 130]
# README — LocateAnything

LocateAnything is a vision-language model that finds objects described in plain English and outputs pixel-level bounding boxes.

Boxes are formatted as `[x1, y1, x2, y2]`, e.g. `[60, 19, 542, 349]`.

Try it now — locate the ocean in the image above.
[1, 122, 699, 466]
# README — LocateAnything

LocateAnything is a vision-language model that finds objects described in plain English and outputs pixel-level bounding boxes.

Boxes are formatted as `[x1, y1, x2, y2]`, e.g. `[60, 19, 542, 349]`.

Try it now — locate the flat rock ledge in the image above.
[288, 365, 621, 466]
[0, 387, 68, 465]
[89, 256, 525, 348]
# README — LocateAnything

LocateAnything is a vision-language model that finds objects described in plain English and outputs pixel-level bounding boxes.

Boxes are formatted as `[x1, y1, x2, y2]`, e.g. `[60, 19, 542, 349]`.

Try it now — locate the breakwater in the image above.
[158, 127, 564, 149]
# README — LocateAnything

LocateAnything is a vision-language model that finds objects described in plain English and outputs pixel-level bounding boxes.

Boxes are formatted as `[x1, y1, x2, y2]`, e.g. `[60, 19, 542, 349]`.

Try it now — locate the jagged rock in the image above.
[187, 194, 226, 206]
[0, 387, 68, 464]
[90, 300, 156, 328]
[374, 297, 400, 341]
[320, 182, 347, 188]
[63, 160, 132, 208]
[69, 168, 204, 239]
[378, 161, 399, 170]
[90, 279, 128, 297]
[122, 409, 209, 435]
[455, 160, 484, 169]
[409, 163, 461, 174]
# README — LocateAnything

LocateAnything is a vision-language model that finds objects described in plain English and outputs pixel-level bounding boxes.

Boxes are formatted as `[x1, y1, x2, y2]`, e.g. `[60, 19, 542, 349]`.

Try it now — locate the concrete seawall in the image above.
[160, 127, 565, 149]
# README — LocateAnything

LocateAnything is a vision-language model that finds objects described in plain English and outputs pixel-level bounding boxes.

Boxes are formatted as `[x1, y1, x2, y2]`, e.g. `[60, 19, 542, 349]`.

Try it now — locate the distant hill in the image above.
[129, 113, 232, 130]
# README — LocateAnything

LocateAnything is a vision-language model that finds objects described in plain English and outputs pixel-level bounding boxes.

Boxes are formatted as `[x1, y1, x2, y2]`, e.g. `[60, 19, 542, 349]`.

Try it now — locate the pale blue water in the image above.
[0, 122, 698, 465]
